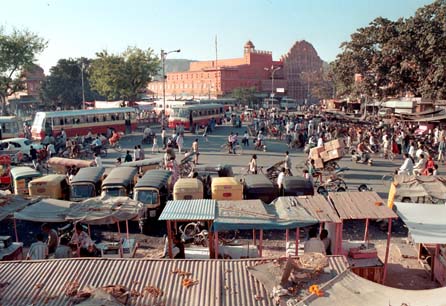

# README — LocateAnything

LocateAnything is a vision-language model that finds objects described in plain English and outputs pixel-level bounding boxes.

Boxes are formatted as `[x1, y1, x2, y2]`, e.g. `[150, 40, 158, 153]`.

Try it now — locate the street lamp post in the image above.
[161, 48, 181, 127]
[264, 65, 281, 109]
[81, 63, 85, 110]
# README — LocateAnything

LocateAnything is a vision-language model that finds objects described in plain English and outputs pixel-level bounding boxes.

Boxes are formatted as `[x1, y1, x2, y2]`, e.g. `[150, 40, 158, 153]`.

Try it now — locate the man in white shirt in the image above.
[94, 153, 102, 167]
[398, 153, 414, 175]
[27, 233, 48, 260]
[304, 228, 326, 254]
[317, 136, 324, 148]
[413, 154, 427, 175]
[277, 168, 285, 190]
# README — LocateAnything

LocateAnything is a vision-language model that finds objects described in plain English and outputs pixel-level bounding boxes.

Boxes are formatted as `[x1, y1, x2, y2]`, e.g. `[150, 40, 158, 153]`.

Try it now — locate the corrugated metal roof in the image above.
[159, 199, 216, 221]
[274, 196, 341, 223]
[329, 191, 397, 220]
[0, 256, 348, 306]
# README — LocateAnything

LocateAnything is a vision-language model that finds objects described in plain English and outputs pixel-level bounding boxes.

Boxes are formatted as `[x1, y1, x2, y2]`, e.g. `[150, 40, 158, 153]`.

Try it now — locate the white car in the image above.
[0, 138, 43, 161]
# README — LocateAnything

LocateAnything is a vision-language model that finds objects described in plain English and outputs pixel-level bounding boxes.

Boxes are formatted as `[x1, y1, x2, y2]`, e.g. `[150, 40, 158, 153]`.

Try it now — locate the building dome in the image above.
[244, 40, 255, 49]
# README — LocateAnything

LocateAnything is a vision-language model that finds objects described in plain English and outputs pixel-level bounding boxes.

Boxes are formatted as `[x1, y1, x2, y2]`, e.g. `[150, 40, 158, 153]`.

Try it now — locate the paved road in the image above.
[110, 122, 402, 200]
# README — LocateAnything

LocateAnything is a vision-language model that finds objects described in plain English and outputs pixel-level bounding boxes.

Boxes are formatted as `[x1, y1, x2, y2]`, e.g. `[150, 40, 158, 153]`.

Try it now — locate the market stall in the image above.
[159, 199, 216, 259]
[387, 175, 446, 208]
[329, 191, 397, 284]
[65, 196, 144, 257]
[213, 199, 318, 258]
[395, 202, 446, 285]
[272, 196, 341, 256]
[0, 194, 33, 260]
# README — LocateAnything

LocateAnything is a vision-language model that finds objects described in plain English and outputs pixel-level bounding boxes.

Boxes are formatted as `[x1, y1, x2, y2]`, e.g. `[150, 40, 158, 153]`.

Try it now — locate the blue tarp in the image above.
[212, 199, 318, 231]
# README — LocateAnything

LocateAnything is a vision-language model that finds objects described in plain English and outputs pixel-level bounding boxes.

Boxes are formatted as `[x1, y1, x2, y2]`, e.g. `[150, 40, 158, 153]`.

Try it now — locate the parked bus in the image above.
[197, 98, 237, 112]
[168, 103, 224, 131]
[153, 100, 197, 116]
[0, 116, 23, 139]
[31, 107, 137, 140]
[280, 98, 298, 110]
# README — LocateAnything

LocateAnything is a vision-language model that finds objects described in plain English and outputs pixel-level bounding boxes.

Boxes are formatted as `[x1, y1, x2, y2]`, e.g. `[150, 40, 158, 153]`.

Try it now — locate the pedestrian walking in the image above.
[138, 144, 145, 160]
[161, 128, 166, 149]
[152, 135, 159, 153]
[203, 125, 208, 142]
[177, 133, 184, 153]
[191, 138, 199, 165]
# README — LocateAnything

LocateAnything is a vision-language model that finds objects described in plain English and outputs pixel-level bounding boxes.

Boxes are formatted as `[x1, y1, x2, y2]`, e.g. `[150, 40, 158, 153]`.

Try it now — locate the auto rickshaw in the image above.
[48, 157, 93, 174]
[101, 167, 138, 197]
[242, 174, 278, 204]
[173, 178, 203, 200]
[120, 157, 163, 175]
[28, 174, 70, 200]
[192, 164, 234, 197]
[211, 177, 243, 200]
[10, 166, 42, 195]
[134, 170, 172, 234]
[70, 167, 106, 201]
[281, 176, 314, 196]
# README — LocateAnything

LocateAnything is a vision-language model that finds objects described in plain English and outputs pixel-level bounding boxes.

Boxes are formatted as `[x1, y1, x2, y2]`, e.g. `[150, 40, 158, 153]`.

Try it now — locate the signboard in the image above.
[276, 88, 285, 93]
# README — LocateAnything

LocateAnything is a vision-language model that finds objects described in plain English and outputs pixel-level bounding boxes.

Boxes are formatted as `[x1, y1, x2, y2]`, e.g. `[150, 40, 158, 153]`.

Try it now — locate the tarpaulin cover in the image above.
[0, 193, 33, 221]
[14, 198, 74, 222]
[393, 175, 446, 201]
[213, 199, 318, 231]
[395, 202, 446, 244]
[65, 196, 143, 225]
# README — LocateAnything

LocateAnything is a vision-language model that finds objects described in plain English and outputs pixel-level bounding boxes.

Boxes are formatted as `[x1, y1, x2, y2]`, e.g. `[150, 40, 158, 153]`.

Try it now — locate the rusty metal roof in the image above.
[0, 256, 348, 306]
[329, 191, 397, 220]
[159, 199, 216, 221]
[273, 196, 341, 223]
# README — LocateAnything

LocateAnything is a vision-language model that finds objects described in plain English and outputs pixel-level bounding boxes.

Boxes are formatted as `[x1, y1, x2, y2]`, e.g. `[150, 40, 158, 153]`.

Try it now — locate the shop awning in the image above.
[395, 202, 446, 244]
[213, 199, 318, 231]
[65, 196, 143, 225]
[14, 198, 74, 223]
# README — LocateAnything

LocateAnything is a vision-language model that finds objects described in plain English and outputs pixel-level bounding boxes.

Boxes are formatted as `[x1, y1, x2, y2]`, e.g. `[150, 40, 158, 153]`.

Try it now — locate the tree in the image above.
[0, 27, 47, 113]
[89, 47, 160, 102]
[331, 0, 446, 100]
[231, 87, 257, 107]
[40, 58, 104, 108]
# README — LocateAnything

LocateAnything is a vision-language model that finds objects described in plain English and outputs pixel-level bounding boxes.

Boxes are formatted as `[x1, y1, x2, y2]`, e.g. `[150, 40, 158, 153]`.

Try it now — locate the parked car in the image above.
[0, 138, 43, 161]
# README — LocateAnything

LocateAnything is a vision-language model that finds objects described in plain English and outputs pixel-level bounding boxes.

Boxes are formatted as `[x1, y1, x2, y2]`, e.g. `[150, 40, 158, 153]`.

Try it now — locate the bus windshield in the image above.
[32, 113, 46, 132]
[171, 108, 189, 118]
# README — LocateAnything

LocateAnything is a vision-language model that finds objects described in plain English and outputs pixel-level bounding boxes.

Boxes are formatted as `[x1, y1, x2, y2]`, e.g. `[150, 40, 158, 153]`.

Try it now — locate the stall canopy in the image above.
[159, 199, 216, 221]
[395, 202, 446, 244]
[0, 194, 33, 221]
[213, 199, 318, 231]
[14, 198, 74, 223]
[65, 197, 143, 225]
[392, 175, 446, 201]
[329, 191, 397, 220]
[273, 196, 341, 223]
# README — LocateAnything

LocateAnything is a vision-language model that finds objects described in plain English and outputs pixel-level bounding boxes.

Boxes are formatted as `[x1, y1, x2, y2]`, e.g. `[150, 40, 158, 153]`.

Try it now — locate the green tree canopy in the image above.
[331, 0, 446, 100]
[0, 27, 46, 112]
[89, 47, 160, 102]
[231, 87, 257, 107]
[40, 58, 104, 108]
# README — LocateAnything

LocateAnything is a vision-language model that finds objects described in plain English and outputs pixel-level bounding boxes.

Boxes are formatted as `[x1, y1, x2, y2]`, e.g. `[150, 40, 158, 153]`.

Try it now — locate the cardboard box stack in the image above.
[308, 139, 345, 169]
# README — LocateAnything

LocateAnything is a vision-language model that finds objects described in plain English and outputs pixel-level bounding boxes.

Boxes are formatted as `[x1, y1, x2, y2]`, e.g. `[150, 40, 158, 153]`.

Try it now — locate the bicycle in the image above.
[108, 140, 123, 153]
[220, 142, 243, 155]
[179, 222, 238, 246]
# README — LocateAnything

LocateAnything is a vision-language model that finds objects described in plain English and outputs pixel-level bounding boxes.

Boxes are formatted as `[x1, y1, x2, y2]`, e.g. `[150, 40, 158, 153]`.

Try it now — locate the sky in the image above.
[0, 0, 434, 73]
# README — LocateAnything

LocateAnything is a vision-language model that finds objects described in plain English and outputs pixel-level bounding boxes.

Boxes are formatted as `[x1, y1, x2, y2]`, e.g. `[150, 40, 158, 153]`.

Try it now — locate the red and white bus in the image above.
[168, 104, 224, 131]
[31, 107, 137, 140]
